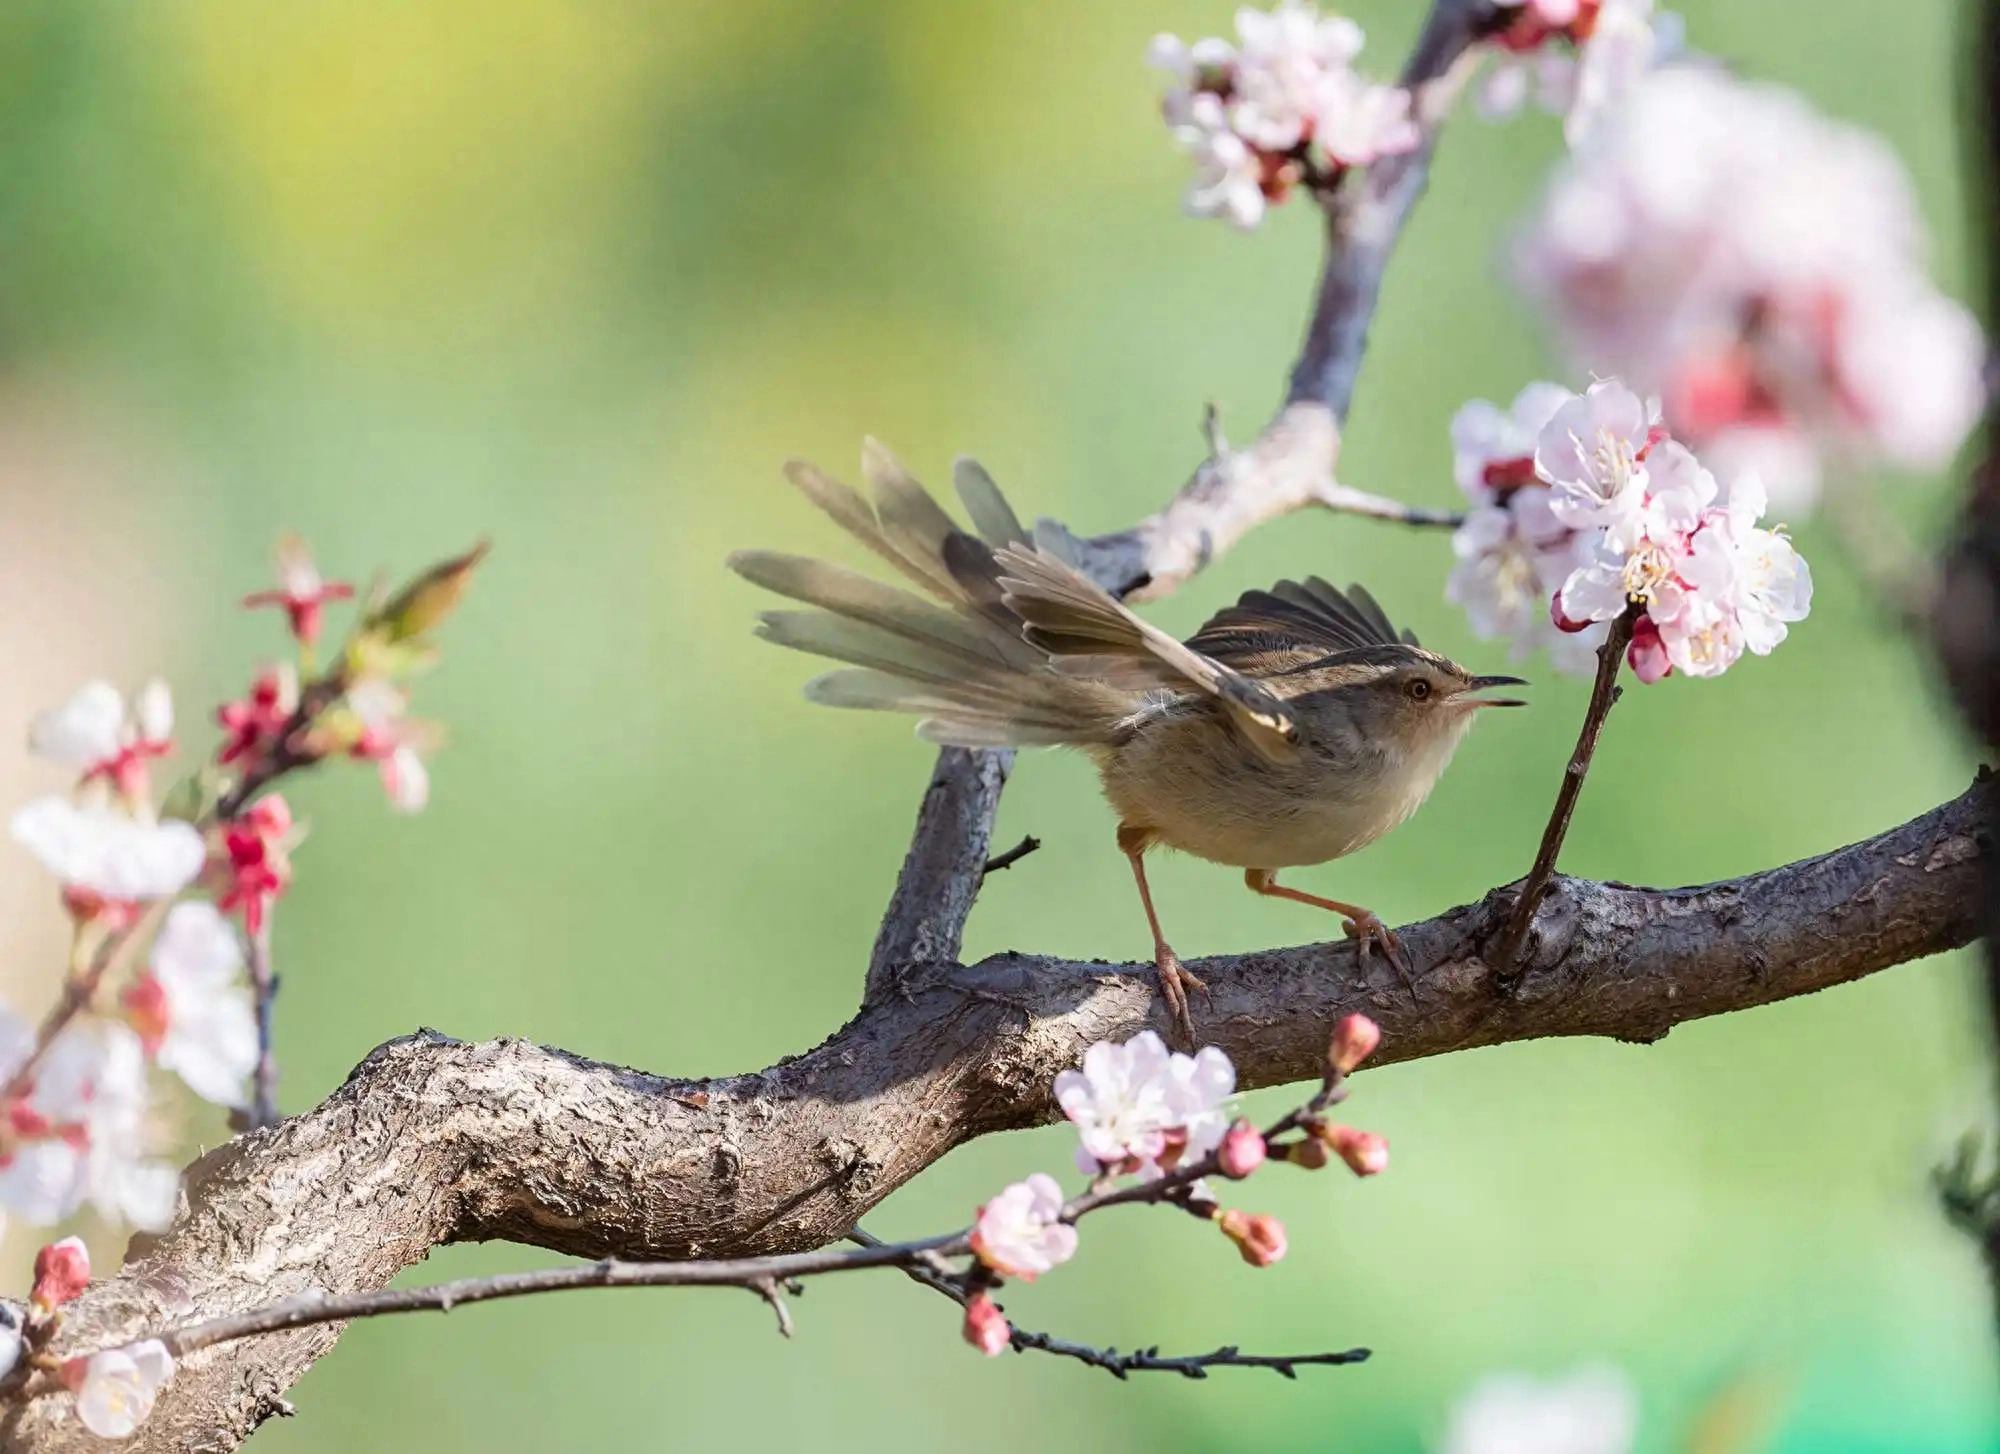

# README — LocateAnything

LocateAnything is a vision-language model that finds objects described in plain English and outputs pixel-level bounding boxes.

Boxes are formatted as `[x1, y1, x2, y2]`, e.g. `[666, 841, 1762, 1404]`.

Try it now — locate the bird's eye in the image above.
[1405, 678, 1432, 702]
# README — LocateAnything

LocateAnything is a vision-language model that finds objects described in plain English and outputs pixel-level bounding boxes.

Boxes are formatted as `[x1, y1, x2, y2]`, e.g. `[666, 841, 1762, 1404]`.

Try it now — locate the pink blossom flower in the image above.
[241, 534, 354, 648]
[1323, 1124, 1390, 1176]
[216, 663, 300, 769]
[123, 903, 257, 1109]
[1476, 0, 1675, 147]
[31, 1235, 91, 1314]
[343, 678, 434, 814]
[1328, 1013, 1382, 1075]
[29, 681, 175, 803]
[1536, 379, 1659, 535]
[1054, 1032, 1238, 1176]
[1151, 2, 1417, 230]
[1443, 1365, 1639, 1454]
[970, 1173, 1078, 1281]
[962, 1293, 1011, 1357]
[1517, 67, 1982, 511]
[1218, 1120, 1267, 1179]
[10, 798, 205, 916]
[65, 1339, 175, 1439]
[1446, 384, 1610, 675]
[214, 795, 297, 936]
[1217, 1209, 1288, 1267]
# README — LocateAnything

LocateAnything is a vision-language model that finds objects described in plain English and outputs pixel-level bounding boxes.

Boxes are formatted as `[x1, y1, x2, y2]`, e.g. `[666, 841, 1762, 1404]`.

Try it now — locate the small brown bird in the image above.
[729, 443, 1526, 1039]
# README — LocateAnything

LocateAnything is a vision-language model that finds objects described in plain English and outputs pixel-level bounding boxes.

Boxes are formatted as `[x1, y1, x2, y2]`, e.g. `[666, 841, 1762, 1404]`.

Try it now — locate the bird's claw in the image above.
[1153, 944, 1206, 1049]
[1342, 912, 1415, 993]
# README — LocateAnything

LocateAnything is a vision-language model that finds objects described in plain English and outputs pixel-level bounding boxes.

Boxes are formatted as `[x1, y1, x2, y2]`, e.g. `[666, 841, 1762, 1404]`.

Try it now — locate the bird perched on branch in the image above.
[728, 442, 1527, 1041]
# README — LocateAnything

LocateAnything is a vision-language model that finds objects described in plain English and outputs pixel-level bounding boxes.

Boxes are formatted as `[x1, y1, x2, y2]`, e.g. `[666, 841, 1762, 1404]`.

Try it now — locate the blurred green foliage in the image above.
[0, 0, 1991, 1448]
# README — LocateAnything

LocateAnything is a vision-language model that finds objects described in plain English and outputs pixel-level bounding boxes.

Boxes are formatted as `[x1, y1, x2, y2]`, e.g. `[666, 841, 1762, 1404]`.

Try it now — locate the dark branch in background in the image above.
[1930, 0, 2000, 1331]
[243, 909, 279, 1130]
[19, 781, 1981, 1452]
[1493, 609, 1636, 972]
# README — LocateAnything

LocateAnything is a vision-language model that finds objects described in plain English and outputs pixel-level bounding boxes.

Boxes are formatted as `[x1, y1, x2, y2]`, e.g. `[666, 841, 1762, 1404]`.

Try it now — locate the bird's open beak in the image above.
[1461, 674, 1529, 708]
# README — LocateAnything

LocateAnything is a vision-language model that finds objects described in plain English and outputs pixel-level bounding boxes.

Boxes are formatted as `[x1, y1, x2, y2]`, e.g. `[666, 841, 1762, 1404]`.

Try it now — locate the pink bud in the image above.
[1324, 1125, 1390, 1177]
[1550, 594, 1593, 634]
[1289, 1135, 1332, 1170]
[962, 1292, 1011, 1356]
[32, 1236, 91, 1313]
[1328, 1014, 1381, 1075]
[1626, 615, 1672, 684]
[1218, 1209, 1287, 1267]
[1217, 1120, 1267, 1179]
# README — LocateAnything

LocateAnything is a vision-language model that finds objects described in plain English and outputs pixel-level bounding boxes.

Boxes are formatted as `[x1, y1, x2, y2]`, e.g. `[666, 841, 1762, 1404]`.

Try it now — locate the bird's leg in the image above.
[1119, 824, 1204, 1046]
[1244, 868, 1413, 985]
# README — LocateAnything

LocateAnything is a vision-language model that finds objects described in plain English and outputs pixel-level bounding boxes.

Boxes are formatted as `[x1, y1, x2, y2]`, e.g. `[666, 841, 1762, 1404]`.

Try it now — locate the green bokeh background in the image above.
[0, 0, 1991, 1448]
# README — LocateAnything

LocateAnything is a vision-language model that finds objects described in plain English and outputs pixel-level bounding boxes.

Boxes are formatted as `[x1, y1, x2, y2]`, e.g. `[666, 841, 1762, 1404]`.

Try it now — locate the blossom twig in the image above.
[853, 1228, 1368, 1379]
[244, 906, 279, 1130]
[0, 899, 171, 1113]
[1492, 607, 1637, 972]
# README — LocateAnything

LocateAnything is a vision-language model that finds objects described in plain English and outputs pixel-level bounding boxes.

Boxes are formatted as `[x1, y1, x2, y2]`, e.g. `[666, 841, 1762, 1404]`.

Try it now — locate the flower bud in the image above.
[1323, 1124, 1389, 1177]
[1287, 1134, 1332, 1170]
[1328, 1014, 1381, 1075]
[1217, 1209, 1287, 1267]
[962, 1292, 1011, 1357]
[368, 541, 490, 643]
[31, 1236, 91, 1315]
[1217, 1120, 1266, 1179]
[1626, 614, 1672, 684]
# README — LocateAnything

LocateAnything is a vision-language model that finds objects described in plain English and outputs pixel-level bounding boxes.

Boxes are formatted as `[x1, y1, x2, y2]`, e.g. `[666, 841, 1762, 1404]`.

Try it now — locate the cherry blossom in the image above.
[215, 663, 300, 769]
[342, 677, 434, 814]
[1446, 384, 1609, 674]
[1442, 1365, 1638, 1454]
[1217, 1209, 1288, 1267]
[10, 798, 205, 916]
[1324, 1124, 1390, 1176]
[1328, 1013, 1383, 1075]
[1477, 0, 1677, 146]
[66, 1339, 176, 1440]
[1517, 67, 1983, 510]
[962, 1293, 1011, 1357]
[29, 680, 175, 806]
[1152, 2, 1418, 230]
[31, 1235, 91, 1314]
[1218, 1120, 1267, 1179]
[1054, 1032, 1238, 1176]
[215, 795, 297, 935]
[970, 1173, 1078, 1281]
[123, 902, 257, 1109]
[241, 534, 354, 649]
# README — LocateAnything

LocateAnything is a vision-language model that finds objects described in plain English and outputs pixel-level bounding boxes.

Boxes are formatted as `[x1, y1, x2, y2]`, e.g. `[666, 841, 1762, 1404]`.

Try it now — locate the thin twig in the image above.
[0, 898, 172, 1112]
[245, 905, 280, 1129]
[980, 836, 1042, 878]
[1492, 609, 1636, 972]
[853, 1228, 1367, 1380]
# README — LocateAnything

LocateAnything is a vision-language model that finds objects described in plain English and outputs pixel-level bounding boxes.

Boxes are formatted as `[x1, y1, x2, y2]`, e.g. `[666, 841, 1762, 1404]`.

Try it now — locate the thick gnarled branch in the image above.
[16, 783, 1980, 1451]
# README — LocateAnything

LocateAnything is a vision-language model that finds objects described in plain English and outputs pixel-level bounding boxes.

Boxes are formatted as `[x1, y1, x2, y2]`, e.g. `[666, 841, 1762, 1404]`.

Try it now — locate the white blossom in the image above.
[1477, 0, 1676, 146]
[1535, 378, 1657, 536]
[10, 798, 204, 902]
[29, 682, 127, 768]
[73, 1340, 175, 1440]
[0, 1307, 20, 1384]
[137, 902, 258, 1108]
[1517, 67, 1983, 511]
[1442, 1365, 1638, 1454]
[1053, 1031, 1239, 1175]
[970, 1173, 1078, 1281]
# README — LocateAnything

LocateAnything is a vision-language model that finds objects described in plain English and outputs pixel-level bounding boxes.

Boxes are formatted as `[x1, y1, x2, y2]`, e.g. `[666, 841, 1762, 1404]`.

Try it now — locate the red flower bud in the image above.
[32, 1236, 91, 1314]
[1626, 614, 1672, 684]
[1218, 1209, 1287, 1267]
[1323, 1124, 1390, 1177]
[962, 1292, 1011, 1357]
[1218, 1120, 1267, 1179]
[1328, 1014, 1381, 1075]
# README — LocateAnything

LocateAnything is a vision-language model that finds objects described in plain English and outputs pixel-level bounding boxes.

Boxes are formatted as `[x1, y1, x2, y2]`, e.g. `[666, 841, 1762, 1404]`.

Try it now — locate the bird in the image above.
[727, 441, 1527, 1041]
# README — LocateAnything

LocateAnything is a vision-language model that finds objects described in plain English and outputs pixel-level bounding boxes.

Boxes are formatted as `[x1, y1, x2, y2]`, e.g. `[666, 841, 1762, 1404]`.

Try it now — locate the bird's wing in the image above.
[1187, 577, 1420, 671]
[991, 546, 1299, 761]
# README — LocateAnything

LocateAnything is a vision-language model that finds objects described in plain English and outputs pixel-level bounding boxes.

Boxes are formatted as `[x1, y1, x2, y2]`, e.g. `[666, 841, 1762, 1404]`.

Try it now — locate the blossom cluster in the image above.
[1150, 1, 1418, 231]
[1474, 0, 1678, 147]
[0, 1237, 179, 1438]
[1516, 66, 1983, 511]
[1449, 379, 1811, 681]
[0, 537, 478, 1246]
[960, 1020, 1388, 1356]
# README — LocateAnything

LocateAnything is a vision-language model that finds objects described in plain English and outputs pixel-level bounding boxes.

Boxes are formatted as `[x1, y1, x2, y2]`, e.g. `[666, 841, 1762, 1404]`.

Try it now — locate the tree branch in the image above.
[17, 783, 1981, 1450]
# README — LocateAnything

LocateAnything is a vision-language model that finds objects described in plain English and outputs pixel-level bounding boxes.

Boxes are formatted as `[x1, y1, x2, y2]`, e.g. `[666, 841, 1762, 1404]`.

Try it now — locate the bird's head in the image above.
[1309, 644, 1528, 765]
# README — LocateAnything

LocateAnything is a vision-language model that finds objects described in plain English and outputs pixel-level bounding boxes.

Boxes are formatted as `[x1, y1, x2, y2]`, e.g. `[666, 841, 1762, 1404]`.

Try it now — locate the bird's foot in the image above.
[1153, 943, 1207, 1049]
[1341, 911, 1415, 992]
